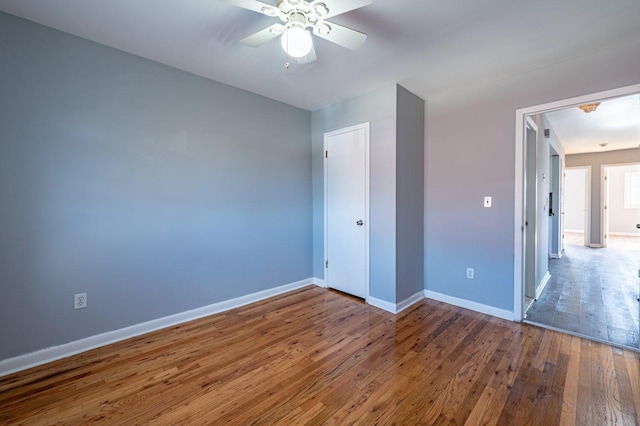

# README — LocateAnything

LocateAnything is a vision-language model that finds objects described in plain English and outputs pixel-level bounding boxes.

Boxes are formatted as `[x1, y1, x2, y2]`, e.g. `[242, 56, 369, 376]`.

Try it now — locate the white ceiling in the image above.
[2, 0, 640, 113]
[0, 0, 640, 154]
[545, 95, 640, 155]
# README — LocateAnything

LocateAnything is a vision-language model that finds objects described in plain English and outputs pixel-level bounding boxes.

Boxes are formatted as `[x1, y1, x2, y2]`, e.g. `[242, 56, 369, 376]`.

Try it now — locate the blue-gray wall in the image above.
[0, 13, 312, 361]
[3, 3, 640, 362]
[396, 86, 425, 302]
[425, 37, 640, 312]
[311, 84, 397, 302]
[311, 84, 425, 304]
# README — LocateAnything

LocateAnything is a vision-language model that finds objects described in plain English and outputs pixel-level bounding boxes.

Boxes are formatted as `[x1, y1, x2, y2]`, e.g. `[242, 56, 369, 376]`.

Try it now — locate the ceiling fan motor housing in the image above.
[276, 0, 330, 31]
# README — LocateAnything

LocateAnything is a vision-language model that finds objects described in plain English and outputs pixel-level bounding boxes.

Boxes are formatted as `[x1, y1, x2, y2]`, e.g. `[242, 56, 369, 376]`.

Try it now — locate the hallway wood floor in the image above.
[526, 242, 640, 351]
[1, 286, 639, 425]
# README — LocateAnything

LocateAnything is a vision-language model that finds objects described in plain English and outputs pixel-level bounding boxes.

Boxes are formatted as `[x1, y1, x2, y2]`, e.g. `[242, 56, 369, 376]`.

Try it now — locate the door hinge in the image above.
[325, 260, 328, 268]
[325, 150, 328, 158]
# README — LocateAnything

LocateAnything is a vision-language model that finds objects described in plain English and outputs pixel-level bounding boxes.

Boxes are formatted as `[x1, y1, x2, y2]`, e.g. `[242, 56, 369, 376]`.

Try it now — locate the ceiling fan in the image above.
[219, 0, 372, 64]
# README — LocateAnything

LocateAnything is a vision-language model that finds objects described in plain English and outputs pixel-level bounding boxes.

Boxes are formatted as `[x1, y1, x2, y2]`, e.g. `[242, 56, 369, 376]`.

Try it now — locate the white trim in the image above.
[523, 117, 539, 307]
[584, 167, 592, 247]
[536, 271, 551, 299]
[609, 232, 640, 237]
[396, 291, 425, 314]
[564, 228, 585, 233]
[514, 110, 525, 321]
[366, 296, 396, 313]
[513, 83, 640, 322]
[323, 122, 371, 300]
[366, 291, 425, 314]
[313, 277, 327, 288]
[589, 244, 603, 248]
[602, 165, 609, 248]
[425, 290, 514, 321]
[0, 278, 318, 378]
[549, 253, 562, 259]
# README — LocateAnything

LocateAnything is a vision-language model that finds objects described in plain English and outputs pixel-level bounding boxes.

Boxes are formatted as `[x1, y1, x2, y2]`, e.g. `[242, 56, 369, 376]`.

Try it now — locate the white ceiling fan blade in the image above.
[313, 0, 372, 19]
[314, 22, 367, 51]
[218, 0, 280, 16]
[241, 24, 284, 47]
[297, 44, 317, 64]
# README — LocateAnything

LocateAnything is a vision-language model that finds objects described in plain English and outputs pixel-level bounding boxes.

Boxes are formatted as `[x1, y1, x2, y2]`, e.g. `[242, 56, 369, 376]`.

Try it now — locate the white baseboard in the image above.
[0, 278, 319, 378]
[424, 290, 514, 321]
[549, 253, 562, 259]
[367, 291, 425, 314]
[366, 296, 396, 313]
[312, 277, 327, 288]
[396, 291, 425, 314]
[609, 232, 640, 237]
[564, 229, 584, 233]
[589, 244, 603, 248]
[536, 271, 551, 299]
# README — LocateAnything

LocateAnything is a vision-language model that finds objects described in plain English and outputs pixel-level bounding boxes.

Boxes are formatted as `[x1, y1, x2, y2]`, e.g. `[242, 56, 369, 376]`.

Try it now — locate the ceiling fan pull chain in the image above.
[284, 34, 291, 69]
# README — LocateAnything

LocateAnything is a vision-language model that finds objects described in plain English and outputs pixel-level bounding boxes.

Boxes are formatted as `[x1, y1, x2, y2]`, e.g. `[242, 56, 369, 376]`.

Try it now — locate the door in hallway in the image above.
[324, 123, 369, 299]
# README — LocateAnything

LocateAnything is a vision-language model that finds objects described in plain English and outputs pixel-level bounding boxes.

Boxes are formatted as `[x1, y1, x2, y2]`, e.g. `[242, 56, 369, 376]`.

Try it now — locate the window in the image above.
[624, 172, 640, 208]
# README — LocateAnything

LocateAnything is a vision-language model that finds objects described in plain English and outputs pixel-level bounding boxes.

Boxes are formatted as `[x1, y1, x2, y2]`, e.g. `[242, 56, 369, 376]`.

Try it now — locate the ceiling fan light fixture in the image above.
[224, 0, 372, 63]
[315, 22, 331, 36]
[313, 3, 329, 17]
[578, 103, 600, 113]
[281, 26, 313, 58]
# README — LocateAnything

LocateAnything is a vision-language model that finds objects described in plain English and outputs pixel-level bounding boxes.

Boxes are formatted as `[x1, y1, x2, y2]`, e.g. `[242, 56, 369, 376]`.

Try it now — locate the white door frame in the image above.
[323, 122, 371, 301]
[563, 166, 592, 247]
[601, 165, 610, 249]
[514, 83, 640, 321]
[523, 116, 538, 300]
[601, 162, 640, 248]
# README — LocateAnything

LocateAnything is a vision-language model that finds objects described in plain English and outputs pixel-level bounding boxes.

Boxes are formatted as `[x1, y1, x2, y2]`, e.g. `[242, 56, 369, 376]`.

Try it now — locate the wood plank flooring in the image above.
[1, 286, 639, 425]
[526, 243, 640, 350]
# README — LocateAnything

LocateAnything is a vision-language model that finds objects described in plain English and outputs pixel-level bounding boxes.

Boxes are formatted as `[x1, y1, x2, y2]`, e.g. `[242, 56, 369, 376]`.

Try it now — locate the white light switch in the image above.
[484, 196, 492, 208]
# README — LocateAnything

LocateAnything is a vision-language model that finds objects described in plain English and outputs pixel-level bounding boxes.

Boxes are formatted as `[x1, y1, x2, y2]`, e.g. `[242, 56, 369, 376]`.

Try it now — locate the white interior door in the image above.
[324, 123, 369, 299]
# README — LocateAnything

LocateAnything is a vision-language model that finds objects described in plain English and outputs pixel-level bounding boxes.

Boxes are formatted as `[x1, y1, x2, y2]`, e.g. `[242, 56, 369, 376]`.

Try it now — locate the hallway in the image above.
[525, 240, 640, 351]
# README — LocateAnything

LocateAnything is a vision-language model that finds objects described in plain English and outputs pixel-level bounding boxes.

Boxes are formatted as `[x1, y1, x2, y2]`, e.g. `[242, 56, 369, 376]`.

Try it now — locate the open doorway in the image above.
[563, 167, 590, 247]
[602, 163, 640, 250]
[515, 85, 640, 351]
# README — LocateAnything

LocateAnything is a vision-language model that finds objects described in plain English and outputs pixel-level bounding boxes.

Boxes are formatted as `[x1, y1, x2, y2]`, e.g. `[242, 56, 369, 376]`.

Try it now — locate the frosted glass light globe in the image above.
[281, 27, 313, 58]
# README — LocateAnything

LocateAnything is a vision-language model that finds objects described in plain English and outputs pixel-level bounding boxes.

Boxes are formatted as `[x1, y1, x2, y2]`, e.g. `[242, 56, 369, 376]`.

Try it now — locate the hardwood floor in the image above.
[526, 243, 640, 350]
[1, 286, 639, 425]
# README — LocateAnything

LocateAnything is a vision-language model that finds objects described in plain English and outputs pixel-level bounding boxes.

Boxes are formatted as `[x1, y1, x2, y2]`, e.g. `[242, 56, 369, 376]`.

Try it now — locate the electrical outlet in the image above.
[74, 293, 87, 310]
[466, 268, 474, 279]
[484, 196, 492, 208]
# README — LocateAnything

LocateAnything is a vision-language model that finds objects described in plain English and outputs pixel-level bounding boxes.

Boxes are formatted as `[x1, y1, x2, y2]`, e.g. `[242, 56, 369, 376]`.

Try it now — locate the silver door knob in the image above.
[356, 220, 364, 226]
